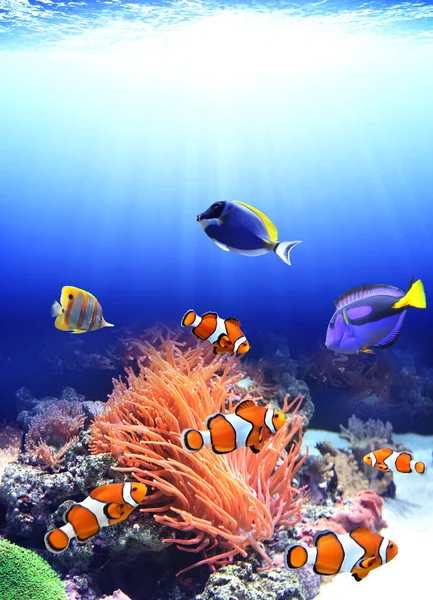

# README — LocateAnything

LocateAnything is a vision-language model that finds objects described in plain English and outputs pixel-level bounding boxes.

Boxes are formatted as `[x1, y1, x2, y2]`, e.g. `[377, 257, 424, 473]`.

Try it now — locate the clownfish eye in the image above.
[132, 487, 137, 491]
[68, 294, 74, 300]
[389, 543, 394, 549]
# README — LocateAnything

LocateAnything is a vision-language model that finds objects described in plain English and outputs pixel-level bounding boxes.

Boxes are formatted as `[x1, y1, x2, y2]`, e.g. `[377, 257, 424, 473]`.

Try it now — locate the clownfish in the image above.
[197, 200, 301, 266]
[181, 399, 285, 454]
[181, 310, 250, 355]
[44, 482, 147, 553]
[363, 448, 427, 475]
[51, 286, 114, 334]
[285, 527, 398, 582]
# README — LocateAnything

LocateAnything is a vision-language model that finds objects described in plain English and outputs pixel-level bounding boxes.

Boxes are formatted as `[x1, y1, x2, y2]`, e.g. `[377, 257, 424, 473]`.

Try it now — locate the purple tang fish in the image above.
[325, 279, 426, 355]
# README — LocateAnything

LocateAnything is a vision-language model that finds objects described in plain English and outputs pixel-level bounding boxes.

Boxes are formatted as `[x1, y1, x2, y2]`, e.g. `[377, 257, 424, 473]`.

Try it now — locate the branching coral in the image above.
[90, 333, 306, 574]
[25, 400, 85, 471]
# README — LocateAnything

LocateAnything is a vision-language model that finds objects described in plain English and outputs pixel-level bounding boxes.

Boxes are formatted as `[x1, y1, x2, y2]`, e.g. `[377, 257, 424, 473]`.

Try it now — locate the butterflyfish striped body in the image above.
[51, 286, 113, 334]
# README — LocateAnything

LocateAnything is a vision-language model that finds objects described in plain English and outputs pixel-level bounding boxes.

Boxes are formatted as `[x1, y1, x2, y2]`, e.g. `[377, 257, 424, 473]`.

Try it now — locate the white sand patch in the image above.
[301, 430, 433, 598]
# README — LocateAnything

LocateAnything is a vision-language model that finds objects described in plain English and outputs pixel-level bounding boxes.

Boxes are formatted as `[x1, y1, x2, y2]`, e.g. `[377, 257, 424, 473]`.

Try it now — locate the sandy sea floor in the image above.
[302, 430, 433, 600]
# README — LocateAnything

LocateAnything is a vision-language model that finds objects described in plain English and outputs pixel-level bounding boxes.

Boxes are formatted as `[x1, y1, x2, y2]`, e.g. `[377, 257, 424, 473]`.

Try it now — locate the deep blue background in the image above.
[1, 1, 433, 427]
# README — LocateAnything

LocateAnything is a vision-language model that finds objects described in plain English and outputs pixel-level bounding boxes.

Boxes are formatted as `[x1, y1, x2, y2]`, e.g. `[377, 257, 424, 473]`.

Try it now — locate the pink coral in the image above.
[302, 489, 386, 543]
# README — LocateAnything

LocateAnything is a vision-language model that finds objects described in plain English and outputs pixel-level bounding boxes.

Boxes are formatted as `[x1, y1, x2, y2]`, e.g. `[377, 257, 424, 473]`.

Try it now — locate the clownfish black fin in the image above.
[226, 317, 241, 327]
[359, 555, 376, 569]
[234, 399, 257, 417]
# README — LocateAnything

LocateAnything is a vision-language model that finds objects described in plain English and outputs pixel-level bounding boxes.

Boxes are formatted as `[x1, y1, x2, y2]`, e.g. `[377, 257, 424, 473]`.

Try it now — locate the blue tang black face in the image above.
[197, 201, 226, 222]
[325, 286, 407, 355]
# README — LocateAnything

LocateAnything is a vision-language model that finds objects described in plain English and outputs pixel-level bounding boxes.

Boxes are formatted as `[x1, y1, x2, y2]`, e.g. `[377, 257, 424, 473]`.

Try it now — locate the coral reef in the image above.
[64, 573, 99, 600]
[196, 560, 318, 600]
[16, 387, 87, 431]
[339, 415, 406, 495]
[0, 424, 22, 483]
[300, 347, 433, 432]
[304, 440, 368, 500]
[241, 352, 314, 428]
[299, 415, 405, 503]
[24, 400, 85, 471]
[102, 592, 133, 600]
[90, 333, 307, 574]
[0, 536, 67, 600]
[0, 452, 119, 539]
[301, 489, 386, 541]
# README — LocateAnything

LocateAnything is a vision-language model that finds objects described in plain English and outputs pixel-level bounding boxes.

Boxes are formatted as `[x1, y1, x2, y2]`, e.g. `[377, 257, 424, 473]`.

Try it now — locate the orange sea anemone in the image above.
[90, 332, 306, 574]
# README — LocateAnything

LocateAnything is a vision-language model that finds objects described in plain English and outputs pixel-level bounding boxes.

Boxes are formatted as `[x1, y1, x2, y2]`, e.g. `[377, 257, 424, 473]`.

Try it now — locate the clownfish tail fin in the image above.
[181, 428, 205, 452]
[284, 543, 310, 570]
[412, 460, 427, 475]
[273, 240, 302, 266]
[44, 527, 71, 554]
[181, 310, 197, 327]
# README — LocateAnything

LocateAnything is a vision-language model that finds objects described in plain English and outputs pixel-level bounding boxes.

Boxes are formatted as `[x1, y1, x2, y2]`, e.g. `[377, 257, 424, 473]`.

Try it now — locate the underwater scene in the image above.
[1, 0, 433, 599]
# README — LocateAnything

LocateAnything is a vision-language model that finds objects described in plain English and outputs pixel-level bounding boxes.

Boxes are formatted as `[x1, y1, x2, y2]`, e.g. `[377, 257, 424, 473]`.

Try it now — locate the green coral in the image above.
[0, 537, 66, 600]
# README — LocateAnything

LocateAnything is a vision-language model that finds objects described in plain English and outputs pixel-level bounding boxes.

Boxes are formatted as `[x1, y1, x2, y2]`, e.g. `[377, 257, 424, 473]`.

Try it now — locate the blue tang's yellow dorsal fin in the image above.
[234, 201, 278, 242]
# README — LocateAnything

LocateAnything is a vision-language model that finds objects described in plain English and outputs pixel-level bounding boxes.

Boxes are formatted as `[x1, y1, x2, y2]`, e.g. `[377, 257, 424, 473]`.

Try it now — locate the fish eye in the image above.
[68, 294, 74, 300]
[389, 543, 394, 548]
[329, 321, 335, 329]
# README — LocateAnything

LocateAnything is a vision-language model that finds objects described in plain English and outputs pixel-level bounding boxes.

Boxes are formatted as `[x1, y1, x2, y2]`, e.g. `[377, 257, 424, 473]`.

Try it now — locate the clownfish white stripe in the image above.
[383, 453, 398, 471]
[225, 413, 254, 447]
[200, 431, 212, 446]
[233, 335, 247, 353]
[61, 522, 76, 543]
[369, 452, 377, 467]
[339, 534, 364, 572]
[264, 408, 276, 434]
[122, 482, 138, 508]
[378, 537, 388, 566]
[207, 317, 227, 344]
[191, 314, 202, 328]
[80, 496, 110, 530]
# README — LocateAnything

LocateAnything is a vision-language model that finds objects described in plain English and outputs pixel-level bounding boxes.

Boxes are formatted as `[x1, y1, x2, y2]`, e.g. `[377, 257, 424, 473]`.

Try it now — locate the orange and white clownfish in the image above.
[181, 310, 250, 355]
[44, 482, 147, 553]
[363, 448, 427, 475]
[285, 527, 398, 582]
[51, 286, 114, 334]
[181, 399, 285, 454]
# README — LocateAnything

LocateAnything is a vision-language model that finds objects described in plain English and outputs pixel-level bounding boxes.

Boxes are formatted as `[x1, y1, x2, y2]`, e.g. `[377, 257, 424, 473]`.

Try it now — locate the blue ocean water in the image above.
[1, 0, 433, 426]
